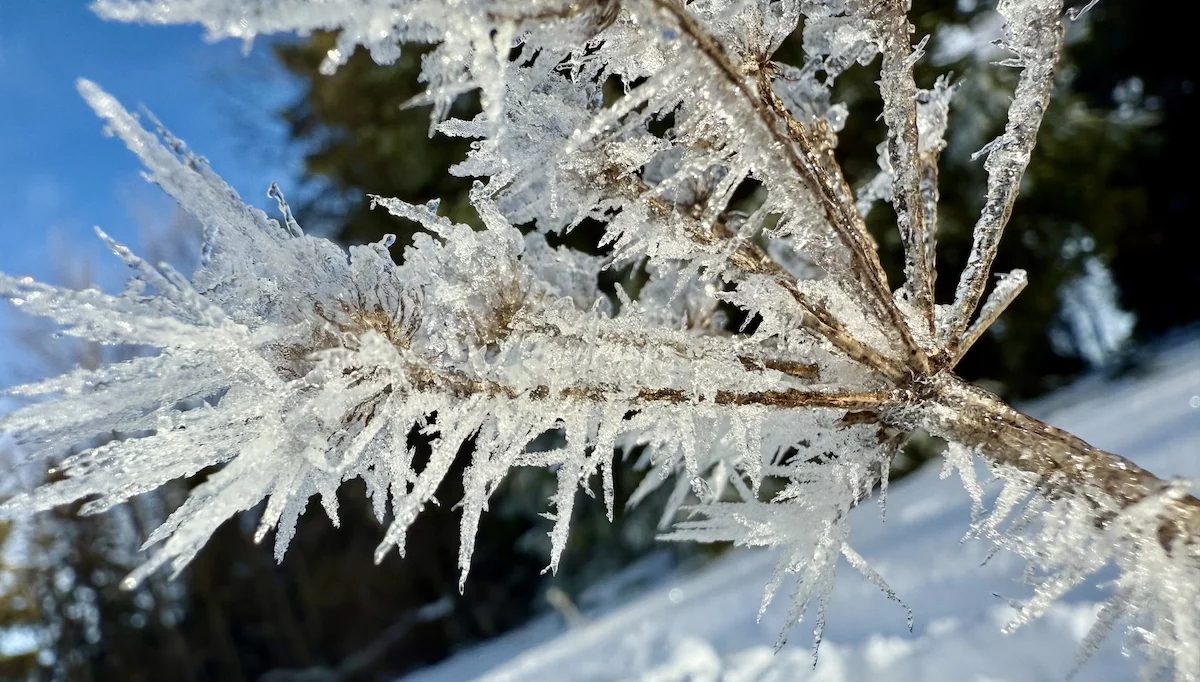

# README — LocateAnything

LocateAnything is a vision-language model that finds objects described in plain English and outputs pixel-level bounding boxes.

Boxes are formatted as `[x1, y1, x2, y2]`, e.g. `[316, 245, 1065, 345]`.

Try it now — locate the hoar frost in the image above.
[2, 1, 1197, 679]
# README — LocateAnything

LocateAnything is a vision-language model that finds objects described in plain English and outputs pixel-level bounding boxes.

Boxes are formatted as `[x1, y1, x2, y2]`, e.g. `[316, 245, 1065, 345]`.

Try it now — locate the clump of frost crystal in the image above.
[3, 0, 1198, 678]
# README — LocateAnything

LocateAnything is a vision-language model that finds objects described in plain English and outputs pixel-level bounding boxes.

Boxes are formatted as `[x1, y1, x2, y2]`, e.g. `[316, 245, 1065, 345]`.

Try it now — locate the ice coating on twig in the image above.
[2, 1, 1196, 676]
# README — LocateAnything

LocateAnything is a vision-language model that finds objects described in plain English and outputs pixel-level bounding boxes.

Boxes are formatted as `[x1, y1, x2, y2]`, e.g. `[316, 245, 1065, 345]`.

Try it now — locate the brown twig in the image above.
[414, 365, 894, 411]
[600, 172, 910, 381]
[647, 0, 930, 376]
[925, 375, 1200, 552]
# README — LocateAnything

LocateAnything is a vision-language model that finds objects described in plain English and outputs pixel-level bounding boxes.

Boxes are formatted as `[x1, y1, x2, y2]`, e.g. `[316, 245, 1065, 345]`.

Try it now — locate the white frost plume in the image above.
[0, 80, 855, 590]
[0, 0, 1197, 678]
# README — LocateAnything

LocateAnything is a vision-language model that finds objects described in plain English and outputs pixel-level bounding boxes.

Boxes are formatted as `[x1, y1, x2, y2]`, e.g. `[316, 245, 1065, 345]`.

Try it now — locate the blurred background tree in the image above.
[0, 518, 42, 679]
[271, 42, 479, 246]
[1071, 2, 1199, 344]
[2, 1, 1195, 680]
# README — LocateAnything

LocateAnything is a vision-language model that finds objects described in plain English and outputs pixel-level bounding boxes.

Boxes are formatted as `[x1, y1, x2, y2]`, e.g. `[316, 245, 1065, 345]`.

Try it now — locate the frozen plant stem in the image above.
[2, 0, 1197, 678]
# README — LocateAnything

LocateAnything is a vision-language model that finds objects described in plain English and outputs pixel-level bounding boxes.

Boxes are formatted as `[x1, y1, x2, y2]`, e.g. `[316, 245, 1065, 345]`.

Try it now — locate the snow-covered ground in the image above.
[404, 336, 1200, 682]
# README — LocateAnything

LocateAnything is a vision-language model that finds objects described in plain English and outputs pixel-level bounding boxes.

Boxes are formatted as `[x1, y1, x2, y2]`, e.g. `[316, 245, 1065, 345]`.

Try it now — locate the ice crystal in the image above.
[2, 1, 1197, 678]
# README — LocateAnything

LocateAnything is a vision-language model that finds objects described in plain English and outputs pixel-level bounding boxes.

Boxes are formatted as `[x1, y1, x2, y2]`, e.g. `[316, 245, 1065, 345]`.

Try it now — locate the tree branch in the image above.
[603, 172, 910, 381]
[943, 3, 1064, 350]
[415, 365, 895, 411]
[875, 1, 935, 335]
[647, 0, 930, 375]
[926, 375, 1200, 552]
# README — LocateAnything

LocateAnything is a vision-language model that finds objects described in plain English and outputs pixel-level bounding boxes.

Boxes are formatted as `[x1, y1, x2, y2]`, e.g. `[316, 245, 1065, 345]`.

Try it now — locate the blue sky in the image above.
[0, 0, 304, 387]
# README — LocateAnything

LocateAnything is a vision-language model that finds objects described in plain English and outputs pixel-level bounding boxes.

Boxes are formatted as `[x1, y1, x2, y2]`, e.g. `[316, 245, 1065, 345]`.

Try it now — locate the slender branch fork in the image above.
[632, 0, 1199, 551]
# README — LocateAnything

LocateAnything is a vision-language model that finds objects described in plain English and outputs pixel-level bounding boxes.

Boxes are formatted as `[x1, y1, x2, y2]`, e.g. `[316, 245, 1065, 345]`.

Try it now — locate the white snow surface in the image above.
[404, 336, 1200, 682]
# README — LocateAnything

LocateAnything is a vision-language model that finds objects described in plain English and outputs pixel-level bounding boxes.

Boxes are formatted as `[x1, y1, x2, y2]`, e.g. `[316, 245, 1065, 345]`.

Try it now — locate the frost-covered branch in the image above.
[3, 0, 1197, 678]
[943, 0, 1065, 350]
[924, 375, 1200, 545]
[650, 0, 930, 375]
[874, 0, 935, 335]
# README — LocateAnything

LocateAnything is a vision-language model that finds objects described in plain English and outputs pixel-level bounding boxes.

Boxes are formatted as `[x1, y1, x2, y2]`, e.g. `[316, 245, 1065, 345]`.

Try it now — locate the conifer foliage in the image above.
[1, 1, 1196, 677]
